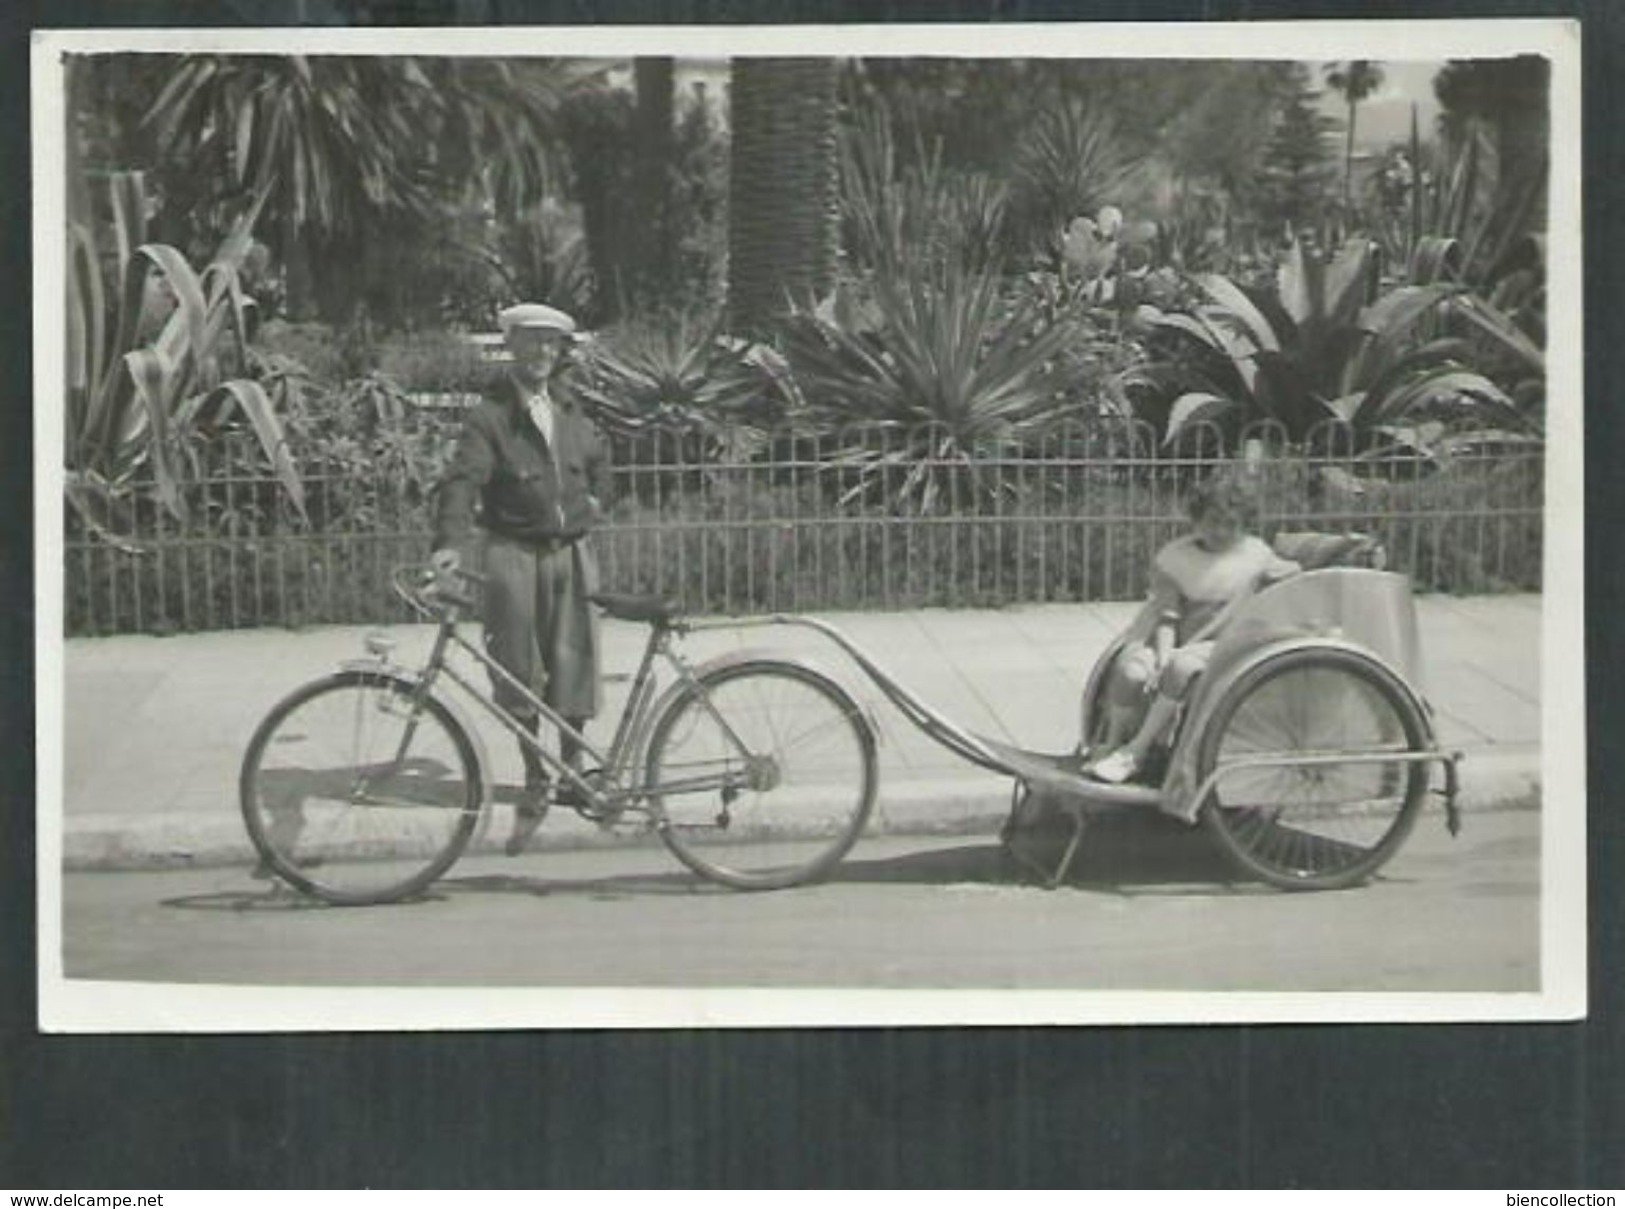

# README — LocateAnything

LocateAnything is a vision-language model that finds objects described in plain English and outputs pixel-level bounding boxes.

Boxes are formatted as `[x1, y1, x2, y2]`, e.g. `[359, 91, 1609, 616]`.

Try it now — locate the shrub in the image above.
[779, 258, 1089, 513]
[374, 329, 501, 397]
[1129, 237, 1543, 462]
[574, 310, 795, 441]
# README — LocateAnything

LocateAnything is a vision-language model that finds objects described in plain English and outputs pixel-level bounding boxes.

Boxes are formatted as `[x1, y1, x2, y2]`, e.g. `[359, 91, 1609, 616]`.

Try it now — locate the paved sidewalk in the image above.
[53, 595, 1543, 869]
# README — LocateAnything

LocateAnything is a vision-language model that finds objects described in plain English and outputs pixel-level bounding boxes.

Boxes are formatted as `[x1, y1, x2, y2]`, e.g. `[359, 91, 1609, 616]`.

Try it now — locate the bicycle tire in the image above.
[644, 660, 877, 890]
[240, 670, 483, 905]
[1196, 646, 1430, 891]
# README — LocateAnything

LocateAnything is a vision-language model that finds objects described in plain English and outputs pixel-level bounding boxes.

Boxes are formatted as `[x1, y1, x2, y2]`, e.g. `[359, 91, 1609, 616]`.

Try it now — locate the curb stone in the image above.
[61, 747, 1540, 873]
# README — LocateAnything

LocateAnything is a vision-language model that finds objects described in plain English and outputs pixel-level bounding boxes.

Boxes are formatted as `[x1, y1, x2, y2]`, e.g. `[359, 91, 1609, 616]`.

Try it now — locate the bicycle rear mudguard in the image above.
[640, 647, 880, 750]
[338, 658, 497, 843]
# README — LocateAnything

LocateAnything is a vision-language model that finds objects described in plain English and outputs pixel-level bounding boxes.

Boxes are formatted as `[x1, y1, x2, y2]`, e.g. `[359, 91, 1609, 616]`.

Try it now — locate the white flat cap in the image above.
[498, 303, 578, 337]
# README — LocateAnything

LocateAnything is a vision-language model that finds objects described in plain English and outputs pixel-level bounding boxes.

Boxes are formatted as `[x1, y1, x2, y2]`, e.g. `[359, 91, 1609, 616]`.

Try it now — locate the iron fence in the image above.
[63, 418, 1545, 636]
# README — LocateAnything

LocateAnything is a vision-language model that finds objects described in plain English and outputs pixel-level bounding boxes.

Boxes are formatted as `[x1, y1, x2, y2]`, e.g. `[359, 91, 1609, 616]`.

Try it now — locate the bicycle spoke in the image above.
[242, 675, 480, 905]
[1202, 652, 1428, 889]
[647, 663, 876, 890]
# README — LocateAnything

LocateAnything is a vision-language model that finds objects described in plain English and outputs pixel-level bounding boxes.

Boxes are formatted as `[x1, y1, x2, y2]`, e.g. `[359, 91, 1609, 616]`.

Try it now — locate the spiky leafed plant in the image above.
[571, 311, 798, 465]
[1373, 110, 1547, 353]
[1007, 101, 1133, 269]
[574, 312, 777, 428]
[837, 106, 1010, 279]
[1434, 55, 1550, 218]
[66, 172, 304, 548]
[1132, 236, 1542, 463]
[780, 258, 1081, 513]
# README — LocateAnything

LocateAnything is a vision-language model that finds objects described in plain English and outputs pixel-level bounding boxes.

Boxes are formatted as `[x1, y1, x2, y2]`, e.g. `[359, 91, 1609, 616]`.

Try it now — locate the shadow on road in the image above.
[160, 813, 1280, 912]
[836, 815, 1256, 894]
[161, 886, 347, 913]
[161, 866, 705, 912]
[434, 869, 703, 900]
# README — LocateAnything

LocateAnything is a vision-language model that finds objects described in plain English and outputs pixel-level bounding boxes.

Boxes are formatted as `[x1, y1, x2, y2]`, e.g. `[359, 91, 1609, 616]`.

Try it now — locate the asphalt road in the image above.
[58, 805, 1539, 996]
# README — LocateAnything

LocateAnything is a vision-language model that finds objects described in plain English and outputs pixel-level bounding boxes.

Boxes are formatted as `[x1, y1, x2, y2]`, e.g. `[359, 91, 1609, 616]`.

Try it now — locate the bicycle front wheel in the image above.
[240, 670, 483, 905]
[644, 661, 877, 890]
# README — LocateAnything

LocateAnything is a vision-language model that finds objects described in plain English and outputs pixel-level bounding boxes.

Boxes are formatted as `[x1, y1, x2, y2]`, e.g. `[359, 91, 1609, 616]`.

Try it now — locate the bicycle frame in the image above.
[388, 603, 763, 820]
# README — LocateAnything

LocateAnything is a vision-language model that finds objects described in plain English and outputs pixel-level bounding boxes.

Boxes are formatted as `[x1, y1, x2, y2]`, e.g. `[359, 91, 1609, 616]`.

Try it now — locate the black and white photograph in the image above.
[33, 19, 1584, 1030]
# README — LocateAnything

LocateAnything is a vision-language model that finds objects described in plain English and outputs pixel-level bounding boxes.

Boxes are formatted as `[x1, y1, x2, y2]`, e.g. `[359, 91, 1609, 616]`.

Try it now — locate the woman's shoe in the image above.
[1086, 748, 1141, 785]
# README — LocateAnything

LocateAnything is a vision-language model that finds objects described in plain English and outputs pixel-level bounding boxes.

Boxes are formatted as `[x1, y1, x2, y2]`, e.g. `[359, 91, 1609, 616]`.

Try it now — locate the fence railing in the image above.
[63, 418, 1545, 636]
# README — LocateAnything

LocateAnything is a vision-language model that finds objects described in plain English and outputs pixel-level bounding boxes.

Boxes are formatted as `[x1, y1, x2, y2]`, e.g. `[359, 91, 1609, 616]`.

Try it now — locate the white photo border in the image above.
[32, 17, 1586, 1031]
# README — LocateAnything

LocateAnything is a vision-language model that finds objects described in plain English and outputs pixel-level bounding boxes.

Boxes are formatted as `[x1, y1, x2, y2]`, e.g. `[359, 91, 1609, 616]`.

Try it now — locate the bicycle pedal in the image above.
[573, 803, 625, 827]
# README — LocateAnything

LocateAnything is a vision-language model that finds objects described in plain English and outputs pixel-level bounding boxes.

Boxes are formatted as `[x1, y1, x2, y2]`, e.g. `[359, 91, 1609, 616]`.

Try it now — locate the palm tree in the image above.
[1324, 60, 1386, 216]
[144, 54, 587, 319]
[145, 56, 434, 317]
[725, 58, 841, 336]
[425, 57, 591, 223]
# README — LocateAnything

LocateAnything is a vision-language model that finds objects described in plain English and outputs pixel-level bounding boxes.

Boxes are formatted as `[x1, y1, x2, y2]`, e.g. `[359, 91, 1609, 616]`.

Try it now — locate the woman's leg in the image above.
[1116, 694, 1182, 764]
[1089, 643, 1213, 783]
[1091, 644, 1156, 750]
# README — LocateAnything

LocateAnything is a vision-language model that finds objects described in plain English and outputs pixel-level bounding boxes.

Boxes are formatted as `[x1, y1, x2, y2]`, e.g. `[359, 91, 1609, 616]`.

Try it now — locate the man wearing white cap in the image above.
[431, 303, 609, 855]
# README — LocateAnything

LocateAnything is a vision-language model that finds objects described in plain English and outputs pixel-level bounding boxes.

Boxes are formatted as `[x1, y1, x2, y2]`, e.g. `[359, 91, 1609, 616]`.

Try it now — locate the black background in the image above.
[3, 0, 1618, 1188]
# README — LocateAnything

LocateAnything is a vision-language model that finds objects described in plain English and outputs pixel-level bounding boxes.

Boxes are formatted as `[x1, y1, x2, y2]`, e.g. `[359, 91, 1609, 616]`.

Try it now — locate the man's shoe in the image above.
[504, 777, 551, 856]
[554, 777, 587, 812]
[557, 771, 624, 827]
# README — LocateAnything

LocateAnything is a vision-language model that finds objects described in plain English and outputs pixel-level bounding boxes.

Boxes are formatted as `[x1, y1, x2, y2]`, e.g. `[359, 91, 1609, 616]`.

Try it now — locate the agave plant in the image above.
[66, 172, 304, 547]
[1129, 235, 1542, 464]
[779, 258, 1082, 513]
[1373, 111, 1547, 347]
[571, 310, 797, 461]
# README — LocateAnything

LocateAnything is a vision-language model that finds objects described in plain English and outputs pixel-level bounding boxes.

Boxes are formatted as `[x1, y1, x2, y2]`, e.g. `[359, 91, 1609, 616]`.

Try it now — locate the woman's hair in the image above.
[1185, 474, 1260, 529]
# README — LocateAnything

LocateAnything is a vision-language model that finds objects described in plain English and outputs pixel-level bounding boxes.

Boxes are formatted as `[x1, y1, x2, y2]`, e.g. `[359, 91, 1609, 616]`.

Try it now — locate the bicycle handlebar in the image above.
[392, 562, 485, 621]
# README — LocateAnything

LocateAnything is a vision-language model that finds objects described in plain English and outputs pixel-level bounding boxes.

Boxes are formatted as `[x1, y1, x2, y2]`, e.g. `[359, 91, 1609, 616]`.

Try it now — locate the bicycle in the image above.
[239, 563, 879, 905]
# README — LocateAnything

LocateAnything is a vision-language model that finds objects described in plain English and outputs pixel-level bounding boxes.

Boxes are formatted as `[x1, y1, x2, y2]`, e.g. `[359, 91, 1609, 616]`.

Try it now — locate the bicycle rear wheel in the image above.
[645, 661, 877, 890]
[240, 671, 482, 905]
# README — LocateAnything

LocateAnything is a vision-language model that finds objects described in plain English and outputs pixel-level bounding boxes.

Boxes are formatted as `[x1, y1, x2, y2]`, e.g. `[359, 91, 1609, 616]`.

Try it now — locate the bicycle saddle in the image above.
[590, 592, 685, 626]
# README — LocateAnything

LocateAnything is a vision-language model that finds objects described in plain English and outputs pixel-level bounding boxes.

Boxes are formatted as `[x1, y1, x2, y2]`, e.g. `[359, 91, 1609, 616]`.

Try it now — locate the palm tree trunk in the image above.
[1343, 99, 1357, 215]
[726, 58, 840, 337]
[632, 57, 676, 309]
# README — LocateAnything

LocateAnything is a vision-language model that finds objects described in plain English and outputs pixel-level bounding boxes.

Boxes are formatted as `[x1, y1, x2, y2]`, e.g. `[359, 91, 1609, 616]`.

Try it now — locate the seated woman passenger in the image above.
[1086, 475, 1300, 785]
